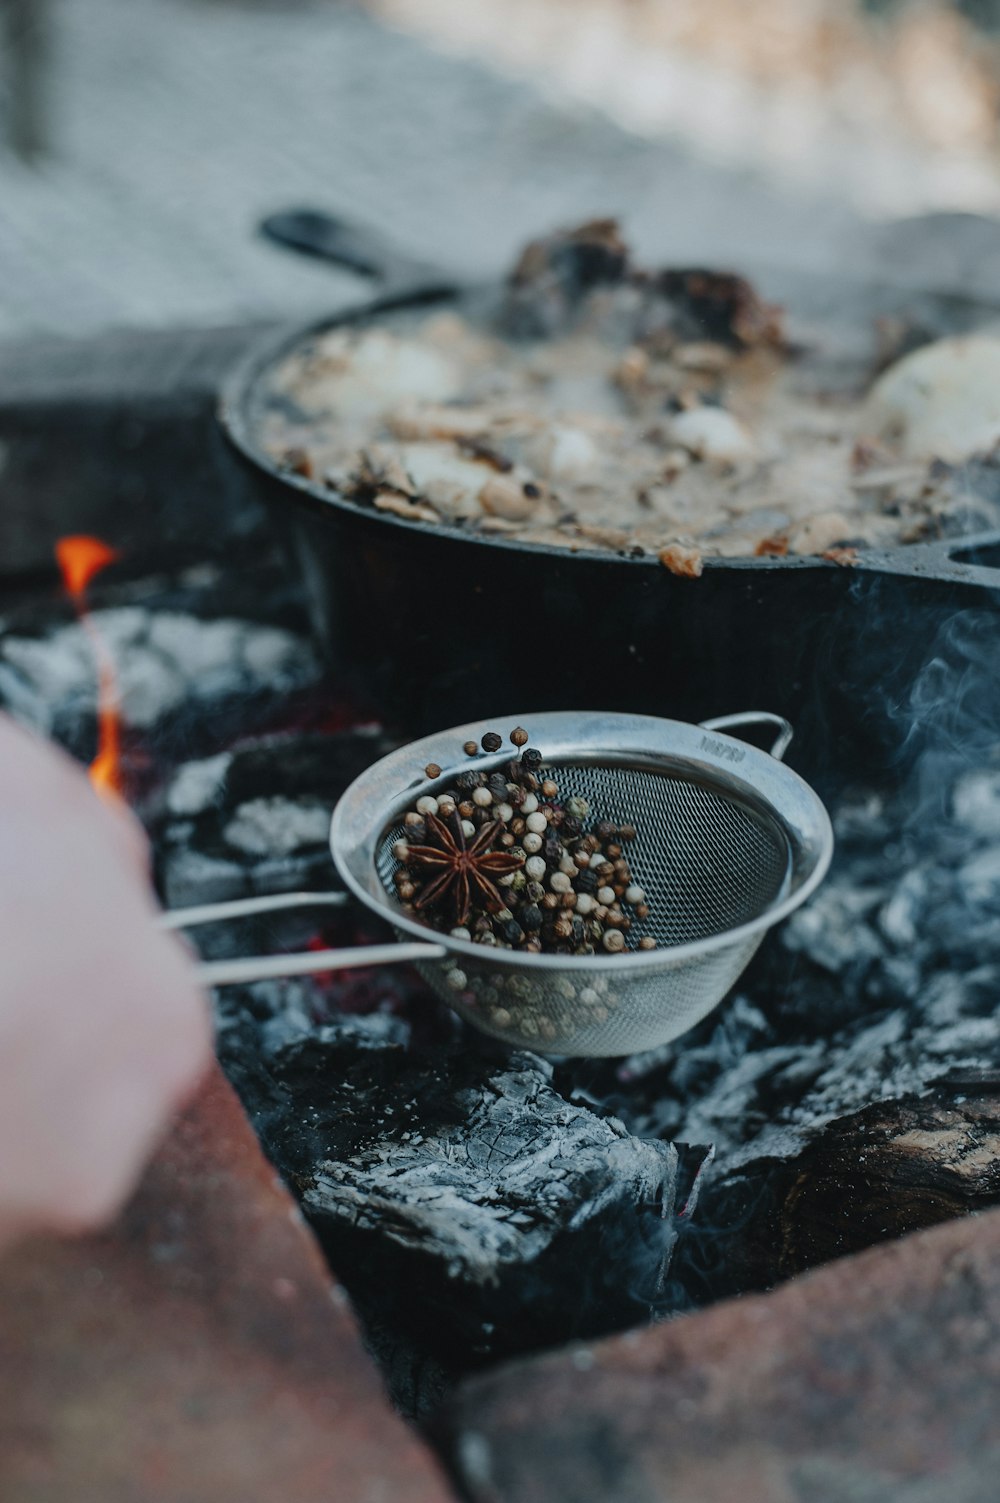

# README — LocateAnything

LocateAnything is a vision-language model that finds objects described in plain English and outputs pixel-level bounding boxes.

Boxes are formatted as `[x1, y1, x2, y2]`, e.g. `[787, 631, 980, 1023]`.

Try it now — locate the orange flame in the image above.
[55, 535, 123, 797]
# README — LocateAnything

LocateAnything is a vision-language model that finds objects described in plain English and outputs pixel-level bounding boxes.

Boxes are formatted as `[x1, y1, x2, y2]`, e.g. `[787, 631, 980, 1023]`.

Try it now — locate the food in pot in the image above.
[258, 220, 1000, 565]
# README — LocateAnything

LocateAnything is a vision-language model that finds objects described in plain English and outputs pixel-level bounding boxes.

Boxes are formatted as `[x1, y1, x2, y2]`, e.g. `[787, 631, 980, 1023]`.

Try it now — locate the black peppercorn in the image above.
[499, 918, 522, 944]
[521, 747, 543, 770]
[487, 772, 509, 800]
[576, 869, 598, 894]
[561, 815, 582, 839]
[519, 903, 543, 932]
[482, 731, 503, 752]
[456, 770, 480, 792]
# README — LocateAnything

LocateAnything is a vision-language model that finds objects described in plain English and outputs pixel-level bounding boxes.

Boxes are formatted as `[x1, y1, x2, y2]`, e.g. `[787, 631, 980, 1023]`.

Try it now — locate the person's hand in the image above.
[0, 715, 212, 1248]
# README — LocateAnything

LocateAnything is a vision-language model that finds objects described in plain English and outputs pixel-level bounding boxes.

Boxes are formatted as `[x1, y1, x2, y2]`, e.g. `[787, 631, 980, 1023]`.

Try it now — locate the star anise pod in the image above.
[407, 812, 524, 926]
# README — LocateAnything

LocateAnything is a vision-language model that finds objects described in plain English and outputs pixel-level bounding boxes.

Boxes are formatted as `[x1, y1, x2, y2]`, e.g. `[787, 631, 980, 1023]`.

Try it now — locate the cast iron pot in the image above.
[220, 212, 1000, 788]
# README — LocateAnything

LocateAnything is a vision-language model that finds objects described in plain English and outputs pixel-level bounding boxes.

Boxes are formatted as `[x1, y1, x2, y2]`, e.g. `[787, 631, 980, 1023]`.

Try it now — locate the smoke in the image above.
[887, 605, 1000, 830]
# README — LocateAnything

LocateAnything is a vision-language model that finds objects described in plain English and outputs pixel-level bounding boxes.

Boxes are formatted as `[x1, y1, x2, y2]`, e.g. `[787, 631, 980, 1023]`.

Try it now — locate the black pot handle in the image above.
[259, 208, 454, 294]
[856, 529, 1000, 591]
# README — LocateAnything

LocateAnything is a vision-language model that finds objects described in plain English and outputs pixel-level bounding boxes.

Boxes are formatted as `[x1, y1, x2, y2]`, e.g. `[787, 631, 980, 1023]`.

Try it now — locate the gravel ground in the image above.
[0, 0, 866, 339]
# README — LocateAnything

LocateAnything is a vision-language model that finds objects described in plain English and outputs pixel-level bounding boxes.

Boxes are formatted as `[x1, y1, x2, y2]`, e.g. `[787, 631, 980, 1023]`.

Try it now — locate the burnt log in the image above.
[220, 1006, 679, 1377]
[675, 1086, 1000, 1301]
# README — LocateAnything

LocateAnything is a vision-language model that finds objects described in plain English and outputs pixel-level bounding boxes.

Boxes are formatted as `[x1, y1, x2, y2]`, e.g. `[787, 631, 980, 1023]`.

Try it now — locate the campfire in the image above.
[2, 500, 998, 1420]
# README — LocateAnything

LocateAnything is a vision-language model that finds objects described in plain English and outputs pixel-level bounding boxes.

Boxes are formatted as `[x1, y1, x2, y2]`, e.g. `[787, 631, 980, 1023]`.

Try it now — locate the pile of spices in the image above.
[391, 727, 655, 956]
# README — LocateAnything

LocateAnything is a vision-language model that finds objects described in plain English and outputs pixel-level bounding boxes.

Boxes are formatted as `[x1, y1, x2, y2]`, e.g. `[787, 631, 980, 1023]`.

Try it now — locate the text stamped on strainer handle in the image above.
[698, 712, 793, 763]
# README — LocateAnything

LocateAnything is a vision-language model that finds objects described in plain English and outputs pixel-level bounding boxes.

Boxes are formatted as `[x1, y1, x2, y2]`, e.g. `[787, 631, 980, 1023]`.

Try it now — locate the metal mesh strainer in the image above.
[325, 710, 833, 1056]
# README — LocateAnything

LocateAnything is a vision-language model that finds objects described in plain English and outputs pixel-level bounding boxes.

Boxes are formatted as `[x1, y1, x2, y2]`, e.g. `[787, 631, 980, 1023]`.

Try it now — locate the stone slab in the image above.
[0, 1063, 455, 1503]
[445, 1206, 1000, 1503]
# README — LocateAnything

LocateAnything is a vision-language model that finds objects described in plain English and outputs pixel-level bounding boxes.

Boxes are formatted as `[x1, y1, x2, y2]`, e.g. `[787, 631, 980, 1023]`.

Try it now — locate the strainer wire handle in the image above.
[158, 891, 447, 987]
[699, 712, 793, 761]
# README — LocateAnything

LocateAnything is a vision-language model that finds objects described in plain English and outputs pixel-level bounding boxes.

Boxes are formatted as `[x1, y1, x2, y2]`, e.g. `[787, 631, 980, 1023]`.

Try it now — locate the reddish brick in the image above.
[0, 1064, 454, 1503]
[445, 1207, 1000, 1503]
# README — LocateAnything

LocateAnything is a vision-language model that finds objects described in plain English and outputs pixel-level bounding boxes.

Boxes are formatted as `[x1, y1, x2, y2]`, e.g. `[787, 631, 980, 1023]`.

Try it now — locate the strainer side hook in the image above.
[699, 712, 793, 762]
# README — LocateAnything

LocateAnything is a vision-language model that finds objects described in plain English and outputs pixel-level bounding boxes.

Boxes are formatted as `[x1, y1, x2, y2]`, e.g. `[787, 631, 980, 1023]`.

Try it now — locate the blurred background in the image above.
[5, 0, 1000, 338]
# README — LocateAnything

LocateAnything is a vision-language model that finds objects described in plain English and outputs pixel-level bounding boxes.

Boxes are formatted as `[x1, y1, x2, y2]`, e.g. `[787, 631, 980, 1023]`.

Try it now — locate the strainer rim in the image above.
[329, 710, 833, 972]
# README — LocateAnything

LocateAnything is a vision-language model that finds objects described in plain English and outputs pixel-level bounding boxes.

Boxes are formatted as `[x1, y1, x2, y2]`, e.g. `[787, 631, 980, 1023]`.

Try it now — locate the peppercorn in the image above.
[521, 747, 543, 770]
[458, 800, 474, 819]
[488, 772, 509, 798]
[463, 741, 478, 757]
[424, 762, 442, 779]
[561, 815, 582, 839]
[499, 918, 522, 945]
[520, 903, 543, 932]
[639, 936, 656, 950]
[526, 880, 545, 902]
[482, 731, 503, 752]
[603, 929, 626, 953]
[511, 727, 529, 746]
[456, 770, 480, 792]
[606, 842, 622, 859]
[620, 823, 637, 841]
[635, 902, 650, 920]
[541, 779, 558, 799]
[577, 870, 598, 894]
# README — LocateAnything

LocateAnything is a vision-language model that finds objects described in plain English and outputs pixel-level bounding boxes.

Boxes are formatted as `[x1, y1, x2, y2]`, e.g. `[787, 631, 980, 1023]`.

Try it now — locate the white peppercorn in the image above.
[525, 855, 546, 881]
[625, 885, 645, 905]
[523, 832, 543, 854]
[525, 811, 547, 834]
[550, 871, 572, 894]
[521, 793, 539, 815]
[603, 929, 626, 953]
[472, 786, 493, 807]
[416, 795, 439, 816]
[597, 885, 616, 905]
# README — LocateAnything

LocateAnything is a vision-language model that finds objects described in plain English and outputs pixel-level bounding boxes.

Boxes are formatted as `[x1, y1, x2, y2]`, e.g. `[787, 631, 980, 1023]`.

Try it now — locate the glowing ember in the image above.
[55, 535, 123, 796]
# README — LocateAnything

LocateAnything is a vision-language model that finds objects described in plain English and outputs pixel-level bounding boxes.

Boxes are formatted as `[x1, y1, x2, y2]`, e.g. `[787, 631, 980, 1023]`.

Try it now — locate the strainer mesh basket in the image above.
[374, 759, 793, 1055]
